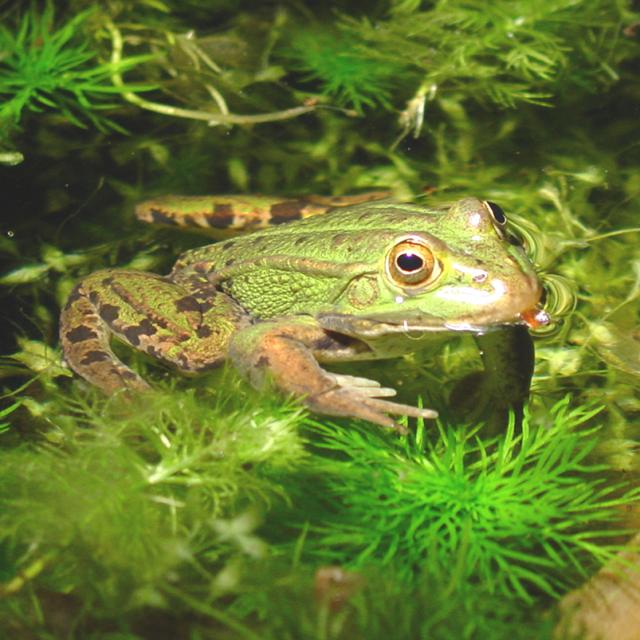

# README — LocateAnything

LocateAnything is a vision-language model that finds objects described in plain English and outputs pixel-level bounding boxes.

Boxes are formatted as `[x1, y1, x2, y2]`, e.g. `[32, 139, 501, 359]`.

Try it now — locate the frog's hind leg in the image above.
[60, 278, 149, 393]
[60, 269, 242, 394]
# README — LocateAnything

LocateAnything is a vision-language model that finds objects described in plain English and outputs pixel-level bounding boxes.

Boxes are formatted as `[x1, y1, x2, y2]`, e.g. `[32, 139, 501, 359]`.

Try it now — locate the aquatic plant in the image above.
[0, 384, 306, 627]
[2, 387, 621, 636]
[297, 398, 638, 601]
[285, 27, 398, 111]
[229, 561, 556, 640]
[0, 3, 152, 135]
[0, 402, 19, 435]
[282, 0, 637, 127]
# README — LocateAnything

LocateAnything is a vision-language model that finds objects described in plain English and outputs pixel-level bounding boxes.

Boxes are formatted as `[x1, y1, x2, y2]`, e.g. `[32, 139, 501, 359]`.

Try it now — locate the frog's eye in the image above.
[386, 239, 439, 288]
[484, 201, 507, 226]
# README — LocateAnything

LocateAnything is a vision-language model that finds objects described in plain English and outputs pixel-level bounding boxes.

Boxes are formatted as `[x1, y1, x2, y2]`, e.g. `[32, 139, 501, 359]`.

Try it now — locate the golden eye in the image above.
[386, 238, 438, 287]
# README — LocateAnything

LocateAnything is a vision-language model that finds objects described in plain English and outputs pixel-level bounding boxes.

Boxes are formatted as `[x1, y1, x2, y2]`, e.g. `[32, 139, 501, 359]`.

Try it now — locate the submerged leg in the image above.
[450, 325, 535, 431]
[475, 325, 535, 429]
[59, 269, 244, 393]
[135, 192, 391, 235]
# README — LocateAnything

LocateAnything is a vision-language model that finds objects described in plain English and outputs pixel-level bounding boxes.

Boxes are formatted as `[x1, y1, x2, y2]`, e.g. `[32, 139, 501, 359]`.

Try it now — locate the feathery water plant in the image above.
[0, 384, 307, 615]
[0, 3, 153, 134]
[300, 397, 638, 601]
[285, 27, 398, 111]
[229, 560, 556, 640]
[282, 0, 637, 120]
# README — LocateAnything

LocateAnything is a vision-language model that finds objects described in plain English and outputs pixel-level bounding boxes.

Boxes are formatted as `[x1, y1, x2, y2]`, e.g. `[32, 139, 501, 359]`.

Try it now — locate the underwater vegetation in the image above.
[1, 0, 640, 638]
[0, 3, 154, 137]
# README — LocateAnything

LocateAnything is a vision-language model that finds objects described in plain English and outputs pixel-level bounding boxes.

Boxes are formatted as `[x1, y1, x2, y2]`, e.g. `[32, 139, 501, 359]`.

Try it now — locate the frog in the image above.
[59, 194, 549, 432]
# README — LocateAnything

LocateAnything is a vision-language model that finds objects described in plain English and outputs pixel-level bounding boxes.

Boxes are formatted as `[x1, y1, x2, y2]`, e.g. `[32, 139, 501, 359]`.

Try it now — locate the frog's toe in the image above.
[359, 386, 397, 398]
[362, 398, 438, 421]
[310, 384, 437, 434]
[331, 373, 382, 388]
[358, 397, 438, 434]
[329, 373, 397, 398]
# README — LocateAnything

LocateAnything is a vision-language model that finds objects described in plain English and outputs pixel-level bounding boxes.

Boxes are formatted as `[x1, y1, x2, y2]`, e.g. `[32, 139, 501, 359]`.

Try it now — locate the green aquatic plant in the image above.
[0, 3, 152, 134]
[299, 398, 638, 601]
[285, 27, 399, 111]
[0, 402, 20, 435]
[281, 0, 637, 134]
[230, 561, 555, 640]
[1, 384, 632, 635]
[0, 384, 306, 628]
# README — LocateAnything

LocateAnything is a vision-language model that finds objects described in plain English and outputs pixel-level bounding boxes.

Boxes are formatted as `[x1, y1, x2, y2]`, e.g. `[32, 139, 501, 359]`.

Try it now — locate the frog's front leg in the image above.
[60, 269, 245, 393]
[228, 318, 437, 432]
[474, 325, 535, 431]
[450, 325, 534, 432]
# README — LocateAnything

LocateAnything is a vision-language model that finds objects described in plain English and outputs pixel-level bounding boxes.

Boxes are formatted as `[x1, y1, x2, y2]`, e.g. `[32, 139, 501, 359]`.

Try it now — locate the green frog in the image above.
[59, 194, 548, 432]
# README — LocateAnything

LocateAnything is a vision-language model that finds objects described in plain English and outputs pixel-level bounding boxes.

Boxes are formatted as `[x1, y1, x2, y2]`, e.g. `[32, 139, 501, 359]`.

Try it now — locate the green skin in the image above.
[59, 196, 546, 431]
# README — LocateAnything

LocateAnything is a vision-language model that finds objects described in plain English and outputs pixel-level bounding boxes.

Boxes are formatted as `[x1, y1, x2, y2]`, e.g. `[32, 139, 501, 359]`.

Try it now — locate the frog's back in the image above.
[261, 202, 445, 234]
[176, 202, 446, 270]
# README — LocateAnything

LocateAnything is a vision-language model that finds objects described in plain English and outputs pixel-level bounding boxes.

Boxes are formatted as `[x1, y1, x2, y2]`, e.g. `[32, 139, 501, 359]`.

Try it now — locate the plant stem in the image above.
[107, 22, 317, 126]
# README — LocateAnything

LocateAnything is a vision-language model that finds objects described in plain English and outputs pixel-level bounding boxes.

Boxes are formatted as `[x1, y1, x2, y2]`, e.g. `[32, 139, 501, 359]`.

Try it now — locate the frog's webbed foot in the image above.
[312, 382, 437, 434]
[323, 373, 437, 433]
[229, 321, 438, 433]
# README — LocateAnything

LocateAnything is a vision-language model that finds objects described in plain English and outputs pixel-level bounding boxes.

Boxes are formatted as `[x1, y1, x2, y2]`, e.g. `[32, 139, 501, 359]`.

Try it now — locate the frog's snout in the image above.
[509, 272, 550, 328]
[519, 276, 551, 328]
[445, 271, 547, 327]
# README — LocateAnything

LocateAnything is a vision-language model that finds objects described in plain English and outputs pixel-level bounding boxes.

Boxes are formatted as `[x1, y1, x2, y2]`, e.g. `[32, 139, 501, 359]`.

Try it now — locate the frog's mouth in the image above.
[317, 307, 549, 338]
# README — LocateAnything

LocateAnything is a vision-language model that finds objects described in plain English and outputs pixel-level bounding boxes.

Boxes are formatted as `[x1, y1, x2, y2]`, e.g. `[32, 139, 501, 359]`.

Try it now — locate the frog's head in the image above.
[319, 197, 548, 338]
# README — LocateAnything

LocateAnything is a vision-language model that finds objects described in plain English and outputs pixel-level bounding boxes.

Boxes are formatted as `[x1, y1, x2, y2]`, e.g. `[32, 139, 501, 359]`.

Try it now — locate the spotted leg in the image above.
[59, 269, 245, 393]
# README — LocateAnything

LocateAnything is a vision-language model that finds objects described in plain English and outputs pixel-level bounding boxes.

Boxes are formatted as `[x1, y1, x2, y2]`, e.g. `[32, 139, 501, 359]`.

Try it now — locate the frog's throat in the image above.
[315, 312, 525, 338]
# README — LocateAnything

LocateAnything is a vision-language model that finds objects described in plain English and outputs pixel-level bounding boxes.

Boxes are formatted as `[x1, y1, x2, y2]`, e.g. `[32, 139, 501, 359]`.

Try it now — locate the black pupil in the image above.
[396, 252, 424, 272]
[486, 201, 506, 224]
